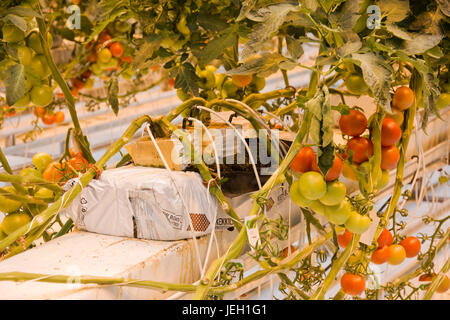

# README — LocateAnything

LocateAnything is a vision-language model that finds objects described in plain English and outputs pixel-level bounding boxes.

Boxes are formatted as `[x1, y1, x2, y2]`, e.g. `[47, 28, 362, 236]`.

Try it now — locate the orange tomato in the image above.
[110, 42, 124, 58]
[43, 161, 68, 183]
[231, 74, 253, 87]
[392, 86, 415, 110]
[339, 109, 368, 136]
[380, 118, 401, 147]
[33, 107, 46, 117]
[69, 155, 88, 172]
[377, 228, 393, 248]
[41, 113, 56, 125]
[345, 137, 374, 164]
[55, 111, 65, 124]
[371, 245, 390, 264]
[312, 154, 343, 181]
[337, 229, 353, 248]
[341, 273, 365, 296]
[290, 146, 316, 174]
[388, 244, 406, 265]
[400, 236, 421, 258]
[381, 145, 400, 170]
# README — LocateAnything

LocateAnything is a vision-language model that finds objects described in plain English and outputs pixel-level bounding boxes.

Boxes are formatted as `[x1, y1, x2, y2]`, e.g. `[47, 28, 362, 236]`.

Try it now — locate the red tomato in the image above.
[33, 107, 46, 117]
[110, 42, 124, 58]
[279, 245, 296, 259]
[341, 273, 365, 296]
[381, 145, 400, 170]
[81, 69, 92, 79]
[337, 229, 353, 248]
[339, 109, 368, 136]
[168, 78, 175, 87]
[381, 118, 401, 147]
[377, 228, 393, 248]
[345, 137, 374, 164]
[392, 86, 415, 110]
[312, 154, 343, 181]
[98, 32, 111, 45]
[120, 56, 133, 65]
[71, 77, 85, 90]
[371, 245, 390, 264]
[400, 236, 421, 258]
[419, 274, 435, 282]
[55, 111, 65, 124]
[290, 146, 316, 174]
[41, 113, 56, 125]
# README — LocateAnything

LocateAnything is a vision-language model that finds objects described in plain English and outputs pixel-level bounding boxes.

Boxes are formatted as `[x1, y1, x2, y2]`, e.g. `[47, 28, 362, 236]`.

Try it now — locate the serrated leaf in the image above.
[403, 34, 443, 55]
[351, 52, 392, 112]
[132, 37, 160, 69]
[5, 63, 25, 106]
[226, 52, 292, 78]
[4, 14, 27, 32]
[237, 0, 258, 22]
[337, 39, 362, 57]
[174, 62, 200, 96]
[285, 35, 304, 60]
[385, 23, 414, 40]
[107, 77, 119, 116]
[329, 0, 360, 31]
[241, 3, 298, 61]
[199, 24, 238, 68]
[6, 6, 42, 18]
[377, 0, 409, 22]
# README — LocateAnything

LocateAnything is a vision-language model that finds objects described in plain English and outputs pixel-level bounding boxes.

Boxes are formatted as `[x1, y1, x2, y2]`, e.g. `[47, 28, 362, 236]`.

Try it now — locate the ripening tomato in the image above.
[381, 145, 400, 170]
[337, 229, 353, 248]
[290, 146, 316, 173]
[388, 244, 406, 265]
[342, 162, 358, 181]
[392, 86, 415, 110]
[68, 155, 88, 172]
[400, 236, 421, 258]
[55, 111, 65, 124]
[231, 74, 253, 87]
[371, 245, 390, 264]
[97, 48, 112, 64]
[380, 118, 401, 147]
[339, 109, 368, 136]
[345, 137, 374, 164]
[298, 171, 327, 200]
[33, 107, 46, 117]
[41, 113, 56, 125]
[43, 161, 68, 183]
[377, 228, 393, 248]
[386, 108, 404, 126]
[312, 154, 343, 181]
[110, 42, 124, 58]
[341, 273, 365, 296]
[436, 275, 450, 293]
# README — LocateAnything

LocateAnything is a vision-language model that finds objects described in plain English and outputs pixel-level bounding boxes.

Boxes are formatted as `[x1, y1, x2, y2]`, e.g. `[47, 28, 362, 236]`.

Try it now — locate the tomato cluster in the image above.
[176, 64, 266, 104]
[33, 107, 65, 126]
[42, 149, 89, 185]
[75, 28, 133, 95]
[289, 147, 372, 234]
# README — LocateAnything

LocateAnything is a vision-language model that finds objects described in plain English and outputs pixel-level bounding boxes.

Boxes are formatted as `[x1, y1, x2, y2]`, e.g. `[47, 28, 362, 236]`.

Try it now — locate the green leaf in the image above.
[241, 3, 298, 61]
[174, 62, 200, 96]
[107, 77, 119, 116]
[3, 14, 27, 32]
[350, 52, 393, 112]
[6, 6, 42, 18]
[226, 52, 293, 78]
[332, 103, 351, 115]
[329, 0, 360, 31]
[285, 35, 304, 60]
[237, 0, 258, 22]
[198, 24, 238, 68]
[377, 0, 410, 22]
[86, 6, 126, 43]
[403, 34, 444, 55]
[5, 63, 25, 106]
[132, 37, 161, 69]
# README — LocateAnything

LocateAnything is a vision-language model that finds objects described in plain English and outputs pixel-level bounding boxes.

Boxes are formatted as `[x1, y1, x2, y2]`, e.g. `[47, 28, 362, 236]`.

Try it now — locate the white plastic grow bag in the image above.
[63, 166, 219, 241]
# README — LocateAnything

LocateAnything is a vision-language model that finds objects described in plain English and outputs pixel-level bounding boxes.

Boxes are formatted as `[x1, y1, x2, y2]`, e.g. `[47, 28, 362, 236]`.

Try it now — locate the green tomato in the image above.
[19, 167, 43, 180]
[0, 212, 31, 234]
[344, 211, 371, 234]
[2, 24, 25, 43]
[32, 152, 53, 173]
[249, 76, 266, 92]
[91, 63, 103, 76]
[34, 187, 54, 200]
[215, 73, 226, 89]
[290, 180, 313, 207]
[114, 20, 129, 33]
[13, 93, 30, 109]
[198, 69, 216, 89]
[27, 31, 53, 54]
[31, 84, 53, 107]
[298, 171, 327, 200]
[319, 180, 346, 206]
[324, 198, 352, 225]
[177, 88, 191, 101]
[345, 73, 369, 95]
[376, 170, 390, 190]
[17, 46, 33, 65]
[0, 186, 22, 214]
[310, 200, 326, 216]
[436, 93, 450, 110]
[29, 54, 51, 78]
[221, 77, 239, 98]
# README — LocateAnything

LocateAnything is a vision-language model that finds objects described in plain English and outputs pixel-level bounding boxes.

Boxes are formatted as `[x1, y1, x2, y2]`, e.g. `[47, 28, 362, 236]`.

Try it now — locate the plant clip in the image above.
[182, 106, 196, 129]
[228, 112, 239, 123]
[86, 163, 103, 179]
